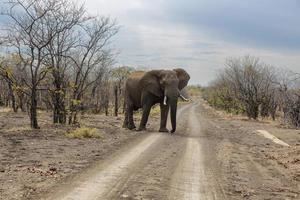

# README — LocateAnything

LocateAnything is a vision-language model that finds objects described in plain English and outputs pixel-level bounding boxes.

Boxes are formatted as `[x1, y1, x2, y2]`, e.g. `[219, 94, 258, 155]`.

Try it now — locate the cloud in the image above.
[1, 0, 299, 85]
[164, 0, 300, 50]
[108, 0, 300, 84]
[114, 0, 300, 51]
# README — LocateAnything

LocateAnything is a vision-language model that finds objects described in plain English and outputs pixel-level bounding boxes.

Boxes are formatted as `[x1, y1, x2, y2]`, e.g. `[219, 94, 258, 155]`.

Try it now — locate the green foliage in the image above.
[71, 99, 81, 106]
[203, 85, 245, 114]
[151, 105, 160, 115]
[66, 127, 102, 138]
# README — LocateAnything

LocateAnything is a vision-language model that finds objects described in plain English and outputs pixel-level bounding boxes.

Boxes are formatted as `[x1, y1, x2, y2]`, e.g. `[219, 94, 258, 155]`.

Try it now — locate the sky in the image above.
[84, 0, 300, 85]
[2, 0, 300, 85]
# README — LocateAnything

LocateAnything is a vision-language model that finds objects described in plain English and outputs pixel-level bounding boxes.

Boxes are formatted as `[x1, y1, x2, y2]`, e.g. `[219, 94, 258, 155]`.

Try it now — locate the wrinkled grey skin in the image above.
[123, 68, 190, 133]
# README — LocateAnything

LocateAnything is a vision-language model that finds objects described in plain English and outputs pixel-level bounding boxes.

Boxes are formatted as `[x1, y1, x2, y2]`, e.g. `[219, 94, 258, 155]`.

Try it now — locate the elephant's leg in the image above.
[137, 103, 152, 131]
[122, 106, 129, 128]
[159, 103, 169, 132]
[123, 98, 130, 128]
[127, 105, 136, 130]
[123, 102, 136, 130]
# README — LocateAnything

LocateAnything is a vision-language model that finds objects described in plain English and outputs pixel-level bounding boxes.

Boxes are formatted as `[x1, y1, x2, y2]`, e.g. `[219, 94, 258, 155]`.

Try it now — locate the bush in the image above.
[203, 82, 245, 115]
[187, 85, 203, 96]
[151, 105, 161, 115]
[206, 55, 278, 119]
[67, 127, 102, 138]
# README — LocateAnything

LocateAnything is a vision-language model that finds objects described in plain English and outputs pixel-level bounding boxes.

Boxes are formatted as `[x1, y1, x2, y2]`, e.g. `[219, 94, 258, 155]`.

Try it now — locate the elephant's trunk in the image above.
[169, 97, 178, 133]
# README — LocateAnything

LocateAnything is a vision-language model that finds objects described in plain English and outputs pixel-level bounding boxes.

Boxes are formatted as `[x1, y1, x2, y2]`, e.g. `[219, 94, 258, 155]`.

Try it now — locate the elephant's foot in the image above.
[159, 127, 169, 133]
[136, 126, 146, 132]
[122, 121, 136, 130]
[127, 123, 136, 130]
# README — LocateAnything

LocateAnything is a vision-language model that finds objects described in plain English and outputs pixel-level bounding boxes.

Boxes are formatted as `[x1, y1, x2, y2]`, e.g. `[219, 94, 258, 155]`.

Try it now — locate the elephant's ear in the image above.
[140, 70, 163, 97]
[174, 68, 190, 90]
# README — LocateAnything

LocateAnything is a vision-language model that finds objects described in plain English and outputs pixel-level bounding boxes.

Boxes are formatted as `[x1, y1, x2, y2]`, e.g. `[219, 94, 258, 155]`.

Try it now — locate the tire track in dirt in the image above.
[45, 104, 191, 200]
[169, 137, 202, 199]
[50, 134, 161, 200]
[169, 103, 227, 200]
[103, 104, 192, 199]
[105, 134, 187, 200]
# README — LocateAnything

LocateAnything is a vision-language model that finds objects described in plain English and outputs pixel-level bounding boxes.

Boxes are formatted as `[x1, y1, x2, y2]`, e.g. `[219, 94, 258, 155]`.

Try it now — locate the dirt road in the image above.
[42, 101, 299, 200]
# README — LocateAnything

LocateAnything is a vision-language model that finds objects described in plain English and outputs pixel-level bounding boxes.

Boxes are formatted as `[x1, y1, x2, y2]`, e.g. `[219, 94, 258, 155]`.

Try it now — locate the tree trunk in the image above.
[105, 98, 109, 116]
[0, 95, 4, 106]
[52, 71, 67, 124]
[5, 97, 9, 107]
[53, 91, 66, 124]
[114, 85, 118, 116]
[30, 87, 39, 129]
[105, 106, 109, 116]
[8, 82, 17, 112]
[19, 94, 26, 112]
[246, 102, 259, 120]
[68, 113, 72, 124]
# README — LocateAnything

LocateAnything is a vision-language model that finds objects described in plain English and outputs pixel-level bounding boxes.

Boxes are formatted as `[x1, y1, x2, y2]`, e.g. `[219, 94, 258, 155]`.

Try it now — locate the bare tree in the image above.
[67, 18, 118, 124]
[259, 66, 278, 120]
[111, 66, 134, 116]
[0, 54, 28, 112]
[276, 71, 300, 127]
[224, 56, 273, 119]
[89, 57, 113, 113]
[42, 0, 85, 124]
[1, 0, 118, 127]
[206, 55, 279, 120]
[2, 0, 67, 128]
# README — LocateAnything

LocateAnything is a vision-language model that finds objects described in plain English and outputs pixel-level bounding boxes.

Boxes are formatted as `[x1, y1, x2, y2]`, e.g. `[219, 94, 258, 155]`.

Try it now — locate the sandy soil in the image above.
[0, 110, 148, 200]
[1, 98, 299, 200]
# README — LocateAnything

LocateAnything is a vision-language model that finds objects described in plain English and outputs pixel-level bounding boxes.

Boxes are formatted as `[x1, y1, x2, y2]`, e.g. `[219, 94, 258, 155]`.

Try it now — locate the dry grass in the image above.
[66, 127, 103, 139]
[0, 107, 13, 113]
[151, 105, 161, 115]
[6, 126, 32, 133]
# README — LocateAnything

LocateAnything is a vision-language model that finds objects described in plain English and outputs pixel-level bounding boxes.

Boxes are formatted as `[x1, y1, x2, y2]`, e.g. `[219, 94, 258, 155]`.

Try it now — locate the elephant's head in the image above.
[141, 68, 190, 133]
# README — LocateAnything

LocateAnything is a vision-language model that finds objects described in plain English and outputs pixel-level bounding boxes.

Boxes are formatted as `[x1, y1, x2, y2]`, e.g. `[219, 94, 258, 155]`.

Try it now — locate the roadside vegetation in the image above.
[66, 127, 102, 139]
[186, 85, 203, 97]
[0, 1, 299, 131]
[0, 0, 134, 129]
[203, 55, 300, 128]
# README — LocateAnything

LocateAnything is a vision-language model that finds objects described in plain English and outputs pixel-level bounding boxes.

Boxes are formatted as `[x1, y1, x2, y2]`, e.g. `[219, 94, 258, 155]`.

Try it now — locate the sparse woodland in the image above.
[0, 1, 299, 130]
[0, 0, 132, 128]
[203, 55, 300, 128]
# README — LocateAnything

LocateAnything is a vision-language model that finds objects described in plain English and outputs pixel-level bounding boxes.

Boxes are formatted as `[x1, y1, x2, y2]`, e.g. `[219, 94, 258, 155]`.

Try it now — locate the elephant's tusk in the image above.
[179, 94, 189, 101]
[163, 96, 167, 105]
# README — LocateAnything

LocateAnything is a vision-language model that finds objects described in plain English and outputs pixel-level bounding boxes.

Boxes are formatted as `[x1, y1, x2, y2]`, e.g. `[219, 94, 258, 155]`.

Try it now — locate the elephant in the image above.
[123, 68, 190, 133]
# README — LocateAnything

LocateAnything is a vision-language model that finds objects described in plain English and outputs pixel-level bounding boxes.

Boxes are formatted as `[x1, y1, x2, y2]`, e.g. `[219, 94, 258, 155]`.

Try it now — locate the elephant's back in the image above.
[128, 71, 146, 80]
[126, 71, 145, 87]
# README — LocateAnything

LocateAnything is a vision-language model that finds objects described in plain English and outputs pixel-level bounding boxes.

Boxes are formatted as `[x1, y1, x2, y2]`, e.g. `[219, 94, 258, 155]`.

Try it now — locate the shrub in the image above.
[67, 127, 102, 139]
[206, 55, 278, 119]
[151, 105, 160, 115]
